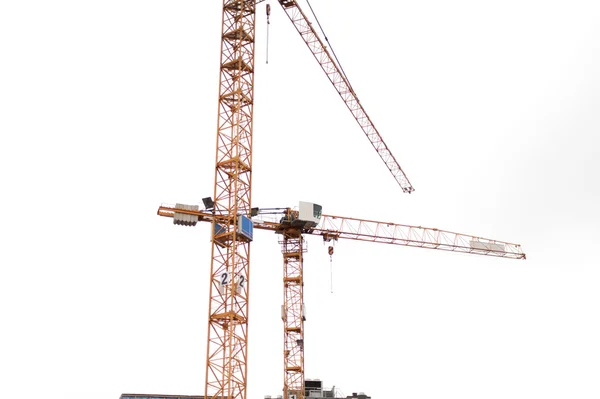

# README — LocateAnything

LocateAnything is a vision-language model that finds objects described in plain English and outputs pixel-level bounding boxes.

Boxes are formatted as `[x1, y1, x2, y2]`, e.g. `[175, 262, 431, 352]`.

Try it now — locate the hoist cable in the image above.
[305, 0, 355, 93]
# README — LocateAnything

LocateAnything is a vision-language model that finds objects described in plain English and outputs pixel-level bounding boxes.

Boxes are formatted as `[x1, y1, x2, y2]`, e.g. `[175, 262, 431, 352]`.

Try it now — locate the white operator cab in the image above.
[280, 201, 323, 230]
[298, 201, 322, 227]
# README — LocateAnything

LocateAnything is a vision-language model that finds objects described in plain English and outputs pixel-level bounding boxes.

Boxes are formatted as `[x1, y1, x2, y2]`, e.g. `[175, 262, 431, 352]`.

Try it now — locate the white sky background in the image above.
[1, 0, 599, 398]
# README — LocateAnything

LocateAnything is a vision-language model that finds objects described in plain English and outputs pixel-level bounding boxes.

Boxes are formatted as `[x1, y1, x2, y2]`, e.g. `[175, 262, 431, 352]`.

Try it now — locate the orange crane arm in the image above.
[157, 204, 526, 260]
[314, 215, 525, 260]
[276, 0, 415, 194]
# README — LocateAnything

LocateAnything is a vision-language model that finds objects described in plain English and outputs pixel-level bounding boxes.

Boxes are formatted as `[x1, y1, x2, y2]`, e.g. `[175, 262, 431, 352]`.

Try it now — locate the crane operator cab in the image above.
[280, 201, 322, 231]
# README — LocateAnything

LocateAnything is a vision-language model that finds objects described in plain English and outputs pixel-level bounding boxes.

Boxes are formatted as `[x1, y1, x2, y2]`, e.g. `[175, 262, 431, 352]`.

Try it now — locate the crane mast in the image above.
[206, 1, 256, 399]
[280, 232, 306, 399]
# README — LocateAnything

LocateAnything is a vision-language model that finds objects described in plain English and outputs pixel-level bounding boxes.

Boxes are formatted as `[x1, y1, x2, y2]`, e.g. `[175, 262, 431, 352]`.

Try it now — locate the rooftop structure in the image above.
[345, 393, 371, 399]
[120, 395, 211, 399]
[262, 379, 370, 399]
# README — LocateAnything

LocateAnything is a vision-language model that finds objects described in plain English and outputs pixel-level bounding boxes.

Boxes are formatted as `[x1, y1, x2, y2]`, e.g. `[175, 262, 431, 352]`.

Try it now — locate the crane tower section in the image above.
[206, 1, 256, 399]
[280, 232, 306, 399]
[277, 202, 322, 399]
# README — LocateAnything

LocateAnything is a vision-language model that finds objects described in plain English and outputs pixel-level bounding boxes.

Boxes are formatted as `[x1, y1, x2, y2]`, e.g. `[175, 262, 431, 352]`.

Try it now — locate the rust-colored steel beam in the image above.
[276, 0, 415, 194]
[158, 205, 526, 260]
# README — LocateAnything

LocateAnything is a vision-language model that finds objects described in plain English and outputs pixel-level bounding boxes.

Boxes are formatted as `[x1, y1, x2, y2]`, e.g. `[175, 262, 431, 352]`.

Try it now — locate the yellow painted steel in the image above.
[205, 1, 256, 399]
[280, 232, 306, 399]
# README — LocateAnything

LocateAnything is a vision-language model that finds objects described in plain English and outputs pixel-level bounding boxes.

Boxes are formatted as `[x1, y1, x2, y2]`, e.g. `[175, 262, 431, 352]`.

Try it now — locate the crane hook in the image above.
[328, 245, 334, 293]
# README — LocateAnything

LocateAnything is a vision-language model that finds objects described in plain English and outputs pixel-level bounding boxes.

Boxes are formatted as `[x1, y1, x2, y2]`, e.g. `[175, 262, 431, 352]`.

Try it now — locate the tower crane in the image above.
[157, 203, 525, 399]
[157, 1, 526, 399]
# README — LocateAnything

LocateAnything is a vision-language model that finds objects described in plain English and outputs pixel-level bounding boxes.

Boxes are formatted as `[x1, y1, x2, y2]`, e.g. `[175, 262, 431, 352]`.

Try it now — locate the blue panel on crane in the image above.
[237, 215, 253, 241]
[214, 223, 227, 236]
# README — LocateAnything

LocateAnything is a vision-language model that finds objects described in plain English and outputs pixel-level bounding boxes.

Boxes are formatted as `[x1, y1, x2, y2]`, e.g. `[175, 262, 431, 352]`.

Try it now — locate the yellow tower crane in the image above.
[158, 2, 526, 399]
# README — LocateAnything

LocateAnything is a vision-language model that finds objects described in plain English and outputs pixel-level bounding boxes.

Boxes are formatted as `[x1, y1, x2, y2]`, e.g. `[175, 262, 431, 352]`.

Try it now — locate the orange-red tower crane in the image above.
[158, 1, 526, 399]
[157, 204, 525, 399]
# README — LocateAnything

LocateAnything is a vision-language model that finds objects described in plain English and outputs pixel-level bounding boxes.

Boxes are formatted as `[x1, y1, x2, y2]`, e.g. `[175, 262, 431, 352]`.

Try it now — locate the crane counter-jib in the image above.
[157, 204, 526, 260]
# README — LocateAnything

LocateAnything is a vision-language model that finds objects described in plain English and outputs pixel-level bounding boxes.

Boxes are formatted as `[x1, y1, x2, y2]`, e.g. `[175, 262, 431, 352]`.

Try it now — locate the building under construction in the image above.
[120, 379, 371, 399]
[263, 379, 363, 399]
